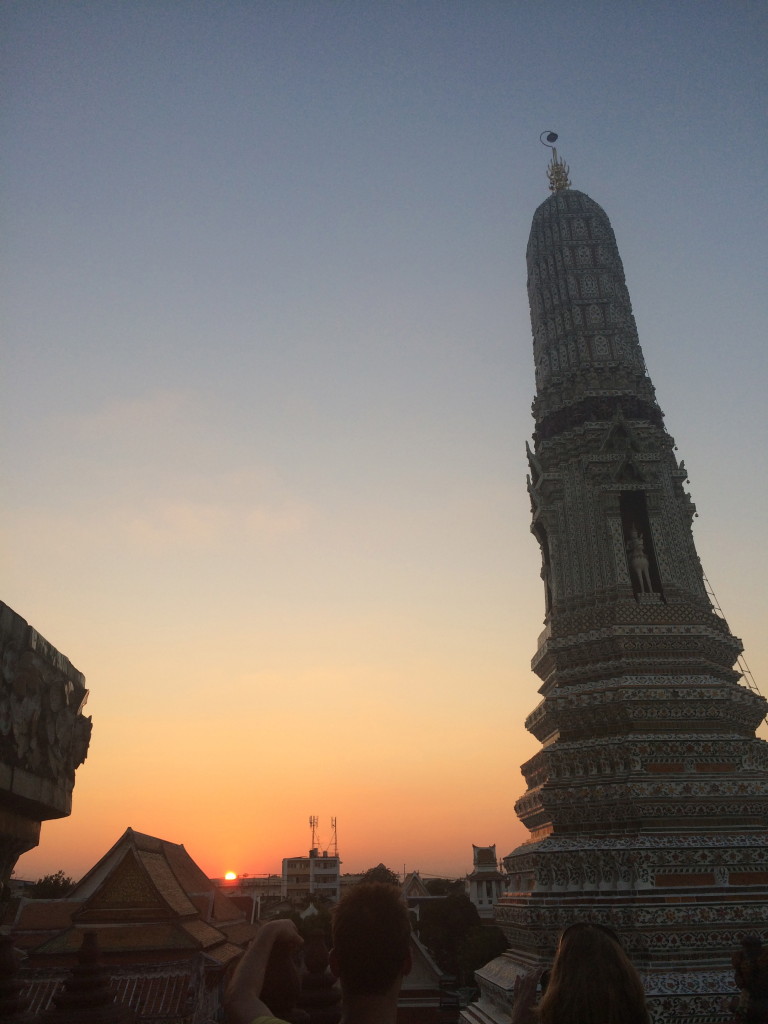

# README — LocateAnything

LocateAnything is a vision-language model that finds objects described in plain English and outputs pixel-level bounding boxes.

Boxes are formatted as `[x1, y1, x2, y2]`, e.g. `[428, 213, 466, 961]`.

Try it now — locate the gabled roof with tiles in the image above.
[8, 899, 80, 950]
[400, 933, 445, 997]
[32, 921, 215, 956]
[219, 920, 262, 946]
[71, 828, 242, 927]
[401, 871, 432, 899]
[13, 828, 246, 965]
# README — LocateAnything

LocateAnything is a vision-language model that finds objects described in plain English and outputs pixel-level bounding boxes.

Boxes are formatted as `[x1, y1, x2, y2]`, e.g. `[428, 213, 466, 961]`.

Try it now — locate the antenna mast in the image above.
[330, 817, 338, 857]
[309, 815, 318, 849]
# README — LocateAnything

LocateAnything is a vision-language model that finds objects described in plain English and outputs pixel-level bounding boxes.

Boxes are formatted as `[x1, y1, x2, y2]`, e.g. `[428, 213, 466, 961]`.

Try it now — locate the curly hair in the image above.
[331, 883, 411, 995]
[536, 923, 649, 1024]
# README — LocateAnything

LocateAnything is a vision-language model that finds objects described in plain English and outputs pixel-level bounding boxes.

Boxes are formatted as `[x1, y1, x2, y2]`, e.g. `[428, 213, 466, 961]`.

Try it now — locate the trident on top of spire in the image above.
[540, 131, 571, 192]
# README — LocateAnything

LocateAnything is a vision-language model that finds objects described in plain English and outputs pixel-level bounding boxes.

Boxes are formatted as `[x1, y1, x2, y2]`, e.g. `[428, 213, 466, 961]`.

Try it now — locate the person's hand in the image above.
[225, 920, 304, 1024]
[510, 969, 543, 1024]
[257, 919, 304, 950]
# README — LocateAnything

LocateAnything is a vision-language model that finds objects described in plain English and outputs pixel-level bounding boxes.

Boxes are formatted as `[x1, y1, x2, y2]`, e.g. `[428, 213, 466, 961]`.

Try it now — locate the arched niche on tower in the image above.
[620, 490, 664, 600]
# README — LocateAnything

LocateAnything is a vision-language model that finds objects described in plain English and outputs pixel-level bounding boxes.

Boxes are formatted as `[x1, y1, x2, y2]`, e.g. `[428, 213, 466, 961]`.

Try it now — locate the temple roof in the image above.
[71, 827, 243, 927]
[12, 827, 249, 964]
[402, 871, 431, 899]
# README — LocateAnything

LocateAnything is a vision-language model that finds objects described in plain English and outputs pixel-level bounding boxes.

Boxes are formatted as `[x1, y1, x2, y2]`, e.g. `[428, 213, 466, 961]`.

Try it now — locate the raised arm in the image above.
[225, 920, 304, 1024]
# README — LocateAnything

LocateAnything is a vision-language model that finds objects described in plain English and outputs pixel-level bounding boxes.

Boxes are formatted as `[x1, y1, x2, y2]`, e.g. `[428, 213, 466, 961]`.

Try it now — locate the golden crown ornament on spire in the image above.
[540, 130, 571, 192]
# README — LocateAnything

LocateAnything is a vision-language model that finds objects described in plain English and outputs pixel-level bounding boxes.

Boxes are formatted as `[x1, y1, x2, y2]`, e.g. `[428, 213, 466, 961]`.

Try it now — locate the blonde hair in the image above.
[536, 923, 649, 1024]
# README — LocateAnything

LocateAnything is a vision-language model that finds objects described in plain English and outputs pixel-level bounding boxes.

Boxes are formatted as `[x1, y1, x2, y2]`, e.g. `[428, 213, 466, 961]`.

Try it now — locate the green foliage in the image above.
[457, 925, 507, 986]
[360, 863, 400, 886]
[298, 903, 333, 944]
[424, 877, 464, 897]
[275, 901, 333, 944]
[28, 870, 74, 899]
[417, 893, 480, 975]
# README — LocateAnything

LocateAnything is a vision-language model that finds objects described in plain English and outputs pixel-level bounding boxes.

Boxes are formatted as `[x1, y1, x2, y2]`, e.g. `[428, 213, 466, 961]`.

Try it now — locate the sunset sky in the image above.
[3, 1, 766, 883]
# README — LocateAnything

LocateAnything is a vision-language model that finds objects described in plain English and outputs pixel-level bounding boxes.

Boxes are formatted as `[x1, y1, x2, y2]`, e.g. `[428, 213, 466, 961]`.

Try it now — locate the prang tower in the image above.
[479, 149, 768, 1023]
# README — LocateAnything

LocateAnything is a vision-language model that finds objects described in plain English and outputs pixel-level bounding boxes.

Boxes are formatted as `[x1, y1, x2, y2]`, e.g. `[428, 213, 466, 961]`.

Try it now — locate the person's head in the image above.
[330, 883, 412, 997]
[537, 922, 649, 1024]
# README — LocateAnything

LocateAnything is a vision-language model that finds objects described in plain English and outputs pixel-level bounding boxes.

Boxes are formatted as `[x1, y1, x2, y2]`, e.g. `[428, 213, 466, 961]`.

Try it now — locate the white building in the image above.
[282, 847, 341, 903]
[465, 844, 507, 920]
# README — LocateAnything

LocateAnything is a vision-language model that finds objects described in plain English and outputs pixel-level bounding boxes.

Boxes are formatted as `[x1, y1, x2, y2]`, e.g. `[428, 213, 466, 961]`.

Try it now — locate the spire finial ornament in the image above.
[540, 130, 571, 192]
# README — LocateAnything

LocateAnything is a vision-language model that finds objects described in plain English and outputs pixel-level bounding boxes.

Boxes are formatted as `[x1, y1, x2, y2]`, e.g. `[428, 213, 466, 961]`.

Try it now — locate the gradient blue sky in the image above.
[3, 1, 767, 881]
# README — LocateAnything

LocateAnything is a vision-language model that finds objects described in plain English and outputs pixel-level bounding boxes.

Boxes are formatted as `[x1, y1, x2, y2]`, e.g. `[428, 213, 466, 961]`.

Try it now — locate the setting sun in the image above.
[224, 871, 237, 881]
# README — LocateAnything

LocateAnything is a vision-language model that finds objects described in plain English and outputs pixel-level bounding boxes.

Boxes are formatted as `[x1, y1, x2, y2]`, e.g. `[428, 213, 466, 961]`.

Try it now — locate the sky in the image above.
[3, 1, 767, 883]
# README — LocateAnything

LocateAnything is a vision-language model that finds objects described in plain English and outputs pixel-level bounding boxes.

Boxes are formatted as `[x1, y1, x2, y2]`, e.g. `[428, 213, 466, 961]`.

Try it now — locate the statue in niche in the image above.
[626, 526, 653, 593]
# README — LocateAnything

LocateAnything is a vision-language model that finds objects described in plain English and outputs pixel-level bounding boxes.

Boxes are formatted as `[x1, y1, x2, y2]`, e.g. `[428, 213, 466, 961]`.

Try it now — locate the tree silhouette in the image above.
[360, 864, 400, 886]
[28, 870, 74, 898]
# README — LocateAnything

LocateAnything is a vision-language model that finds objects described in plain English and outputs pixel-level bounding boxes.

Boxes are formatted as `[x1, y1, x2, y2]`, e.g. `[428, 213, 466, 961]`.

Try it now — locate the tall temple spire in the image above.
[466, 149, 768, 1024]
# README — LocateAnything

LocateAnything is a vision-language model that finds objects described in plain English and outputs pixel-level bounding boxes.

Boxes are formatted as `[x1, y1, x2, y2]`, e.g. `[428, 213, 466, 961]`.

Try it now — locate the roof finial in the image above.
[540, 130, 571, 192]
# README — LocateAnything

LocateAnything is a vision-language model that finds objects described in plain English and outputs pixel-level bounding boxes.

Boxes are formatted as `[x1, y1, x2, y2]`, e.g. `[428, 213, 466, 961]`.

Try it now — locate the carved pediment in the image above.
[613, 452, 646, 484]
[601, 411, 641, 454]
[76, 849, 173, 922]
